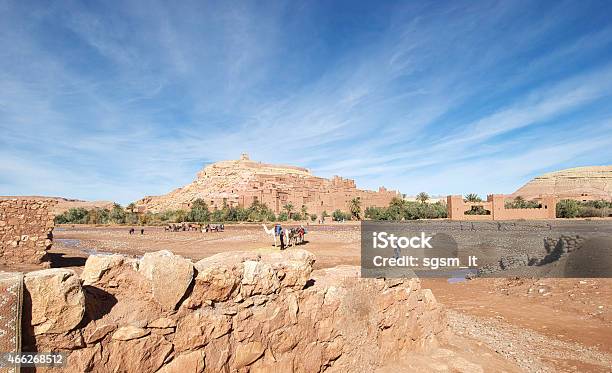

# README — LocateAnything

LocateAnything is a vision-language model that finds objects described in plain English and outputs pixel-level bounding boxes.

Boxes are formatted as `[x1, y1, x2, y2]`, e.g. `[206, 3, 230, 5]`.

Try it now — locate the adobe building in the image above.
[447, 194, 556, 221]
[137, 154, 399, 216]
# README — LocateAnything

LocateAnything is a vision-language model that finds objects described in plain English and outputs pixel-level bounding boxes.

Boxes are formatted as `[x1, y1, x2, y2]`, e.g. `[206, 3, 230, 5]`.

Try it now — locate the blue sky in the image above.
[1, 0, 612, 204]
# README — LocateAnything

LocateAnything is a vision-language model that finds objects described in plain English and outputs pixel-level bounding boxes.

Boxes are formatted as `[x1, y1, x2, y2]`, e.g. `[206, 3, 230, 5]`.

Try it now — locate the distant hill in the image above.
[135, 154, 398, 215]
[511, 166, 612, 201]
[0, 196, 115, 216]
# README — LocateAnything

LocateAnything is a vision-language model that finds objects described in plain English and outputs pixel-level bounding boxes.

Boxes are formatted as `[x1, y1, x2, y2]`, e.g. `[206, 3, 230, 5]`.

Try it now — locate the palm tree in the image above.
[513, 196, 526, 208]
[126, 203, 137, 213]
[349, 197, 362, 220]
[464, 193, 482, 202]
[416, 192, 429, 204]
[283, 203, 294, 218]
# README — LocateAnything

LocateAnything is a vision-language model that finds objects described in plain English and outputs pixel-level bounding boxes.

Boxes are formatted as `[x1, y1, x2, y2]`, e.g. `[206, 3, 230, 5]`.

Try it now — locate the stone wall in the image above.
[447, 194, 556, 221]
[0, 198, 56, 266]
[22, 249, 446, 372]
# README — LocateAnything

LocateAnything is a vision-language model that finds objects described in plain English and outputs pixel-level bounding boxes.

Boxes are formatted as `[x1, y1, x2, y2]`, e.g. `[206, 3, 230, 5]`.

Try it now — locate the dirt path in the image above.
[446, 310, 612, 372]
[52, 224, 361, 269]
[424, 278, 612, 352]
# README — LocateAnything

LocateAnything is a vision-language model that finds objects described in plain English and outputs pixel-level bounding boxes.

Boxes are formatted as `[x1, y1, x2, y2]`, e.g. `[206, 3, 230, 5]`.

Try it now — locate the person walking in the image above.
[279, 226, 285, 250]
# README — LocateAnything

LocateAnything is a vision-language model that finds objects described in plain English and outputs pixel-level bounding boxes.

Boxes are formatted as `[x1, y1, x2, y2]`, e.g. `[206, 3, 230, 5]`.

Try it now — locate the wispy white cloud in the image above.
[1, 0, 611, 203]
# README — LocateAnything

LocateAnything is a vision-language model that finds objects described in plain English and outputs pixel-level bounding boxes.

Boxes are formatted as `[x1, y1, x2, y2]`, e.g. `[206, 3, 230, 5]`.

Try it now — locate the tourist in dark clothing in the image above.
[279, 227, 285, 250]
[140, 228, 144, 235]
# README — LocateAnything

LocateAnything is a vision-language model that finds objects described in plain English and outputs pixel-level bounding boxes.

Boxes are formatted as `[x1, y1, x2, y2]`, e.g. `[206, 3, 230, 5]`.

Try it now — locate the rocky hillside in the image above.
[512, 166, 612, 201]
[136, 155, 397, 214]
[136, 158, 314, 211]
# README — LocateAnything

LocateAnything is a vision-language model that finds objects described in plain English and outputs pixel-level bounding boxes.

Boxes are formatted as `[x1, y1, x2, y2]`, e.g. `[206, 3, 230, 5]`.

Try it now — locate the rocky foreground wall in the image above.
[22, 249, 446, 372]
[0, 199, 56, 266]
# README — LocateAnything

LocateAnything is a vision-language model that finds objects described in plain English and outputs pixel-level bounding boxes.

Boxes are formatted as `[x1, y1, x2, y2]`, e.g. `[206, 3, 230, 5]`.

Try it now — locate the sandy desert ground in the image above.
[14, 223, 610, 372]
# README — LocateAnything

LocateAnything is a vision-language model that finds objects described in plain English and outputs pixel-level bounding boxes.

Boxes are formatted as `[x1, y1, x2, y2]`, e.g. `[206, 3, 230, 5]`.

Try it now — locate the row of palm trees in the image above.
[127, 193, 485, 222]
[415, 192, 483, 203]
[414, 192, 483, 203]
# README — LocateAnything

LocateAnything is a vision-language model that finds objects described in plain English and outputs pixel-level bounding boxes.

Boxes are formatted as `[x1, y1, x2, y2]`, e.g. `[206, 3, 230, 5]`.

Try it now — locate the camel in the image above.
[286, 228, 294, 247]
[286, 227, 306, 246]
[262, 224, 277, 247]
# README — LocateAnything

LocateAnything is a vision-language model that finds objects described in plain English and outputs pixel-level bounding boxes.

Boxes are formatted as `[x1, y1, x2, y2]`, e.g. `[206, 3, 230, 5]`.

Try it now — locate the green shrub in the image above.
[55, 208, 90, 224]
[464, 205, 490, 215]
[556, 199, 611, 218]
[556, 199, 580, 218]
[188, 199, 210, 222]
[363, 198, 447, 221]
[332, 209, 350, 221]
[505, 197, 541, 209]
[364, 206, 386, 220]
[109, 203, 126, 224]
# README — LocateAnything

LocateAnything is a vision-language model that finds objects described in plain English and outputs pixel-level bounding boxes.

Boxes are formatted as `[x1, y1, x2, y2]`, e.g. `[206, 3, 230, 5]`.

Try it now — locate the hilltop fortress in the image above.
[136, 154, 399, 215]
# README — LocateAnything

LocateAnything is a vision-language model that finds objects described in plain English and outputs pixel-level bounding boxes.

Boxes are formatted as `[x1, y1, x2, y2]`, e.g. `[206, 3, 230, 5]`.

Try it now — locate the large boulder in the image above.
[24, 268, 85, 335]
[187, 249, 315, 307]
[81, 254, 126, 285]
[139, 250, 195, 310]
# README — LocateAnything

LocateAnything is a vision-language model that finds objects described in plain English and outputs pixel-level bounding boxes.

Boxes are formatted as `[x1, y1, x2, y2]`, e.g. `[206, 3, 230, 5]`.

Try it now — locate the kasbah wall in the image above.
[234, 175, 398, 217]
[447, 194, 556, 221]
[0, 198, 56, 265]
[169, 155, 400, 216]
[234, 153, 398, 216]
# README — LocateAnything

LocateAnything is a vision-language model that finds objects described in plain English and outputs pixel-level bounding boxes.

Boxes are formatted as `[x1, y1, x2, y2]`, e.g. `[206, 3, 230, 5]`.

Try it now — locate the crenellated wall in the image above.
[0, 198, 56, 266]
[447, 194, 556, 221]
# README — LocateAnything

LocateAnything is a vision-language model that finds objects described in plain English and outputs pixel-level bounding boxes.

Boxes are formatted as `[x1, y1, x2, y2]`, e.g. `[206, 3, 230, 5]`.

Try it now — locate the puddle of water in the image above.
[448, 269, 477, 283]
[55, 238, 113, 256]
[56, 238, 80, 247]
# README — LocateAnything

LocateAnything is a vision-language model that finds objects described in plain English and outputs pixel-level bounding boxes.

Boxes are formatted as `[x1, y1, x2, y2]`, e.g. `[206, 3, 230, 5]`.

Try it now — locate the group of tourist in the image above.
[162, 223, 225, 233]
[202, 223, 224, 232]
[128, 223, 226, 235]
[274, 224, 306, 250]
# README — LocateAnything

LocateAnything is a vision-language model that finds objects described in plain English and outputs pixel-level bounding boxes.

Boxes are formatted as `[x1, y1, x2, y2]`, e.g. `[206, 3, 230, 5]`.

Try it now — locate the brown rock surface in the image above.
[157, 351, 206, 373]
[27, 249, 445, 372]
[512, 165, 612, 201]
[80, 254, 126, 285]
[135, 155, 399, 215]
[139, 250, 195, 310]
[24, 268, 85, 335]
[233, 341, 265, 368]
[112, 325, 151, 341]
